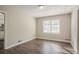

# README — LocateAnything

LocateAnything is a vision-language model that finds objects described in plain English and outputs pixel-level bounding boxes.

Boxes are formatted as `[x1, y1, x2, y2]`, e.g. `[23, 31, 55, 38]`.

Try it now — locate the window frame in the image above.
[43, 20, 60, 34]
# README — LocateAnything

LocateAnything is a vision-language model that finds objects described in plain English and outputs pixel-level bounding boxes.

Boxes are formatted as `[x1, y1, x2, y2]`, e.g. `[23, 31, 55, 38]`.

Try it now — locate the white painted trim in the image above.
[73, 50, 78, 54]
[37, 37, 71, 43]
[5, 37, 36, 49]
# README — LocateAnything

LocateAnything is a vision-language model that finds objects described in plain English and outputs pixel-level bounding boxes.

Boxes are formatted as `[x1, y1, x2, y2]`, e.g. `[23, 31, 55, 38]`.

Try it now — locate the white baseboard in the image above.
[37, 37, 71, 43]
[5, 37, 36, 49]
[73, 50, 78, 54]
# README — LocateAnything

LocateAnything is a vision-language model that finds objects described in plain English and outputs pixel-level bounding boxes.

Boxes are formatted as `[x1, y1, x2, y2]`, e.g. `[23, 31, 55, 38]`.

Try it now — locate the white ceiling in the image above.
[16, 5, 79, 17]
[0, 5, 79, 17]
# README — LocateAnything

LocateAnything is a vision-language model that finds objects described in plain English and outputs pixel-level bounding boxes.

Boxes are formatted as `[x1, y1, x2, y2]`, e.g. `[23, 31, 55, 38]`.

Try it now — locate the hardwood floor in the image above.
[0, 39, 74, 54]
[0, 40, 4, 50]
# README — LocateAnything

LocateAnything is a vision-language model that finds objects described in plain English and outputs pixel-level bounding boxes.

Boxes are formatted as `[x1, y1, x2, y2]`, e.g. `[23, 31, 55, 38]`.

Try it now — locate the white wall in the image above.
[71, 9, 78, 53]
[36, 13, 71, 42]
[0, 6, 36, 49]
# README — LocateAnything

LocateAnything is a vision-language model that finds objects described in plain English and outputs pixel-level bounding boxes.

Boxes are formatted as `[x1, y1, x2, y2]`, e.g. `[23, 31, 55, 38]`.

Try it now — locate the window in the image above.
[51, 20, 60, 33]
[43, 20, 50, 33]
[43, 20, 60, 34]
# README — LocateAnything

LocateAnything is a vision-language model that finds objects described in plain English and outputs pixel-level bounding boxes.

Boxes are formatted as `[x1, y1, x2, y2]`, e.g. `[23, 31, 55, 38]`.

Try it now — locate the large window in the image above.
[43, 20, 60, 34]
[43, 20, 50, 33]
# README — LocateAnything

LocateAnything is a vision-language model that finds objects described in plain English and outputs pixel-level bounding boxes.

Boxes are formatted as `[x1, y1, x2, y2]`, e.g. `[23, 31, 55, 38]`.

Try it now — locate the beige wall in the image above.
[36, 13, 71, 42]
[0, 6, 36, 48]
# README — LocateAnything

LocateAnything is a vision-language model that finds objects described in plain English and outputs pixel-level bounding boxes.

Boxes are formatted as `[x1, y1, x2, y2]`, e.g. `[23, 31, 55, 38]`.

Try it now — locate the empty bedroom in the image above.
[0, 5, 79, 54]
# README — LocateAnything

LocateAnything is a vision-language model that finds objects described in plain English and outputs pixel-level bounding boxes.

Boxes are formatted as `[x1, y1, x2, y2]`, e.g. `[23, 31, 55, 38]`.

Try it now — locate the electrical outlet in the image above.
[18, 40, 22, 43]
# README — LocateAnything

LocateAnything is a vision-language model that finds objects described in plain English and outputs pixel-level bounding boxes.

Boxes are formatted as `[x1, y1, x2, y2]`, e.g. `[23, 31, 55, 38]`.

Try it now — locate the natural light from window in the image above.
[43, 20, 60, 34]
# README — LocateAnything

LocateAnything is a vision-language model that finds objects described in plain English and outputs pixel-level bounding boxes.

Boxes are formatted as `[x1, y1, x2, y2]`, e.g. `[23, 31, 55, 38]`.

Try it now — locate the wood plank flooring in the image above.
[0, 39, 74, 54]
[0, 40, 4, 50]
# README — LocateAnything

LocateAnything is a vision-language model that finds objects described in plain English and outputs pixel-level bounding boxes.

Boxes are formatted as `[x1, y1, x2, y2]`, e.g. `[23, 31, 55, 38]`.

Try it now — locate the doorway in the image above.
[0, 12, 5, 50]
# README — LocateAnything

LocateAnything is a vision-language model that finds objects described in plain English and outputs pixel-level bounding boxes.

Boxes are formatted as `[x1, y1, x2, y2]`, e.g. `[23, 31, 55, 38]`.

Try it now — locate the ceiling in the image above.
[0, 5, 79, 17]
[16, 5, 79, 17]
